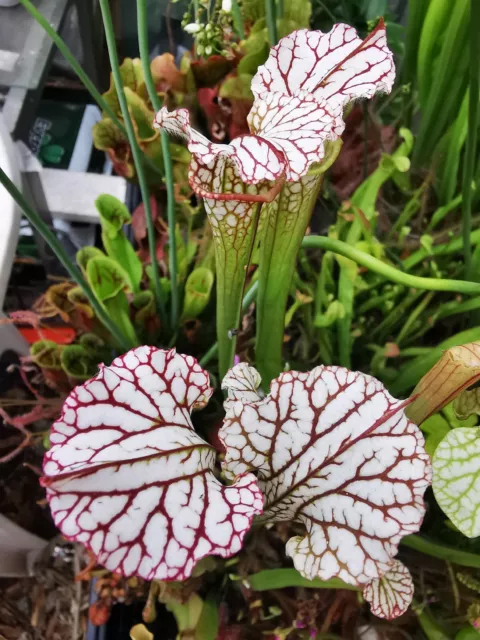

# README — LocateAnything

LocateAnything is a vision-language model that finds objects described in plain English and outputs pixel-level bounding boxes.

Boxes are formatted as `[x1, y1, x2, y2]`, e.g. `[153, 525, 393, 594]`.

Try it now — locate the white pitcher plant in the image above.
[42, 346, 432, 621]
[154, 20, 395, 384]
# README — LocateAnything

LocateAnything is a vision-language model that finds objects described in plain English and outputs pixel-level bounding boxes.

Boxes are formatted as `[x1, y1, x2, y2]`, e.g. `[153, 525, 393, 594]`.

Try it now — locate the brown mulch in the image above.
[0, 542, 90, 640]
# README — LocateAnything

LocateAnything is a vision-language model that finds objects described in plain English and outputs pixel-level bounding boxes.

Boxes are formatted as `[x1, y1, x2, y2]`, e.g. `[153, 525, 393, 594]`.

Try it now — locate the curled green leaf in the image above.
[60, 344, 99, 382]
[96, 195, 143, 293]
[86, 256, 128, 301]
[454, 388, 480, 420]
[31, 340, 62, 370]
[76, 246, 106, 275]
[95, 194, 132, 238]
[86, 257, 139, 347]
[182, 267, 215, 320]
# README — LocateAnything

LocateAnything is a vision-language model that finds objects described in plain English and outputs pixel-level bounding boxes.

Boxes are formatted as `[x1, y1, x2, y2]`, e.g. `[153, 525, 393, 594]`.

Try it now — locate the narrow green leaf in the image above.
[462, 0, 480, 280]
[401, 0, 430, 86]
[414, 0, 469, 166]
[413, 605, 451, 640]
[231, 0, 245, 40]
[247, 568, 359, 592]
[417, 0, 451, 109]
[437, 90, 469, 203]
[195, 593, 219, 640]
[403, 534, 480, 568]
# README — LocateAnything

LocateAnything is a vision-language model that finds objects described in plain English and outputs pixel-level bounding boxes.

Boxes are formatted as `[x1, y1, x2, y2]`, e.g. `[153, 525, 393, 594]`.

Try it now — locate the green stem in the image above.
[302, 236, 480, 296]
[199, 282, 258, 368]
[0, 167, 132, 351]
[136, 0, 178, 330]
[396, 291, 435, 346]
[246, 568, 359, 592]
[162, 136, 179, 330]
[462, 0, 480, 280]
[18, 0, 161, 178]
[265, 0, 278, 45]
[231, 0, 246, 40]
[426, 194, 463, 232]
[336, 141, 411, 367]
[412, 601, 451, 640]
[99, 0, 167, 328]
[198, 343, 219, 369]
[256, 176, 324, 386]
[402, 534, 480, 568]
[370, 290, 422, 342]
[356, 287, 399, 314]
[402, 228, 480, 270]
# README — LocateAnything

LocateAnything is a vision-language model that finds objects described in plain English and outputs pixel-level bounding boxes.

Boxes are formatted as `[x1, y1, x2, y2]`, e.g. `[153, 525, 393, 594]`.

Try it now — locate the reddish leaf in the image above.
[330, 107, 396, 200]
[132, 197, 168, 263]
[190, 55, 237, 89]
[89, 601, 112, 626]
[197, 87, 229, 142]
[151, 53, 186, 94]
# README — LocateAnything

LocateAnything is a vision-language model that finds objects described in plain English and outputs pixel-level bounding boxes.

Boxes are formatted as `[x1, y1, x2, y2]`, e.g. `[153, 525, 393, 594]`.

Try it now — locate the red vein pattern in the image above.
[223, 362, 263, 404]
[251, 20, 394, 107]
[220, 364, 431, 586]
[187, 156, 274, 310]
[154, 107, 285, 184]
[42, 347, 263, 581]
[247, 91, 340, 181]
[363, 560, 414, 619]
[154, 21, 395, 187]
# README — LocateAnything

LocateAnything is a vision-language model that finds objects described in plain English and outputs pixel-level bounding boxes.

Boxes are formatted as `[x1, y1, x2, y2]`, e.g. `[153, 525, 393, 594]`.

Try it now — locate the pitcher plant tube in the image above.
[154, 20, 395, 383]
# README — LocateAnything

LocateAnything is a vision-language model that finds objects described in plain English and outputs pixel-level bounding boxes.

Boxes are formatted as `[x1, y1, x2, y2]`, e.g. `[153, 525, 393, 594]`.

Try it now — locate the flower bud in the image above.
[184, 22, 201, 34]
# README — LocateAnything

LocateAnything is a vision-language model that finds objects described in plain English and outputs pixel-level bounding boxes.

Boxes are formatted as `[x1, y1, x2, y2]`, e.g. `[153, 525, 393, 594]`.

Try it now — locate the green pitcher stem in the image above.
[256, 174, 324, 386]
[212, 202, 262, 379]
